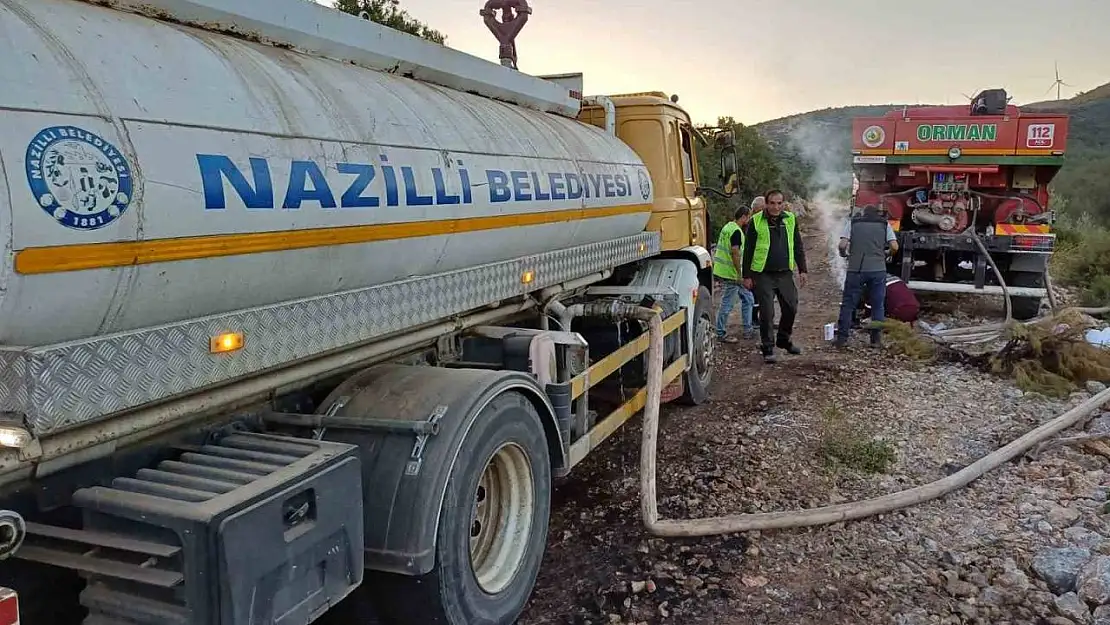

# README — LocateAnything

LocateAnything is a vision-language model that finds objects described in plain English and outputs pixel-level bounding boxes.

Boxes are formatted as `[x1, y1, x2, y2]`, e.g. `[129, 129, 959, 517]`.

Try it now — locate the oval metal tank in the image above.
[0, 0, 653, 346]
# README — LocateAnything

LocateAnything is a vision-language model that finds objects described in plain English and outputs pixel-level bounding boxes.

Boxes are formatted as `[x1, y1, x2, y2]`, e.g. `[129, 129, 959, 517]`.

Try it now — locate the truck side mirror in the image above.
[714, 129, 735, 149]
[720, 149, 738, 183]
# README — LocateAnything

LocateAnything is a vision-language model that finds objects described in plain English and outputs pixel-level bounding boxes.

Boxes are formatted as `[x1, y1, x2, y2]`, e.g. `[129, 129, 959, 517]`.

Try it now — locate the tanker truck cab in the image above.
[0, 1, 723, 624]
[579, 92, 712, 253]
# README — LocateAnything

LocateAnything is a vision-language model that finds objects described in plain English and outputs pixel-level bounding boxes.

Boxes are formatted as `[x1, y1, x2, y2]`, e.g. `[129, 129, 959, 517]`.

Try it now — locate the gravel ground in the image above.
[519, 224, 1110, 625]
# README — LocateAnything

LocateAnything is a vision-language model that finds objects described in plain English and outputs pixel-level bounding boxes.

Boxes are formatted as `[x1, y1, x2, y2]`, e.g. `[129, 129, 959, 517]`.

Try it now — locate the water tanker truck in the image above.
[0, 1, 741, 623]
[850, 89, 1069, 319]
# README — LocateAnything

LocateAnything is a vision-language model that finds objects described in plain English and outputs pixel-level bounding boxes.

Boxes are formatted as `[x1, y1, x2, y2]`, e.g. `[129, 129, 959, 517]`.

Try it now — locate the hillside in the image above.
[1025, 82, 1110, 111]
[753, 83, 1110, 220]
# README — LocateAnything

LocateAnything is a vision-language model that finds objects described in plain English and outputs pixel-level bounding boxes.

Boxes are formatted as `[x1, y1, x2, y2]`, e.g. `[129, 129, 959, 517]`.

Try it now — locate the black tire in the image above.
[372, 390, 552, 625]
[1008, 271, 1044, 321]
[678, 285, 713, 405]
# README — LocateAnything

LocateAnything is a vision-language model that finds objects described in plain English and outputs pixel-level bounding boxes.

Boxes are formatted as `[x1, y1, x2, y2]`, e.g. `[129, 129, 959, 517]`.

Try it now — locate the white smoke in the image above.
[785, 120, 853, 288]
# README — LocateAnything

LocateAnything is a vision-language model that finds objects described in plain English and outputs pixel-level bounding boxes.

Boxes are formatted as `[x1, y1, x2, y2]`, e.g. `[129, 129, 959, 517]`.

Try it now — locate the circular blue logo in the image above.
[637, 168, 651, 201]
[25, 126, 133, 231]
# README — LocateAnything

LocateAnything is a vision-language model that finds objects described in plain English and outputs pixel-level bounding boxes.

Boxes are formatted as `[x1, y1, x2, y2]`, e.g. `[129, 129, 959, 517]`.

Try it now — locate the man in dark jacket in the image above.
[742, 189, 807, 363]
[834, 204, 898, 348]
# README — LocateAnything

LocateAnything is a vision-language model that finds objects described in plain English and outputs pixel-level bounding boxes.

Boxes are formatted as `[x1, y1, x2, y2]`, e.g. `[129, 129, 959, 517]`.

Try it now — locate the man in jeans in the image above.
[712, 206, 755, 342]
[834, 204, 899, 348]
[742, 190, 807, 363]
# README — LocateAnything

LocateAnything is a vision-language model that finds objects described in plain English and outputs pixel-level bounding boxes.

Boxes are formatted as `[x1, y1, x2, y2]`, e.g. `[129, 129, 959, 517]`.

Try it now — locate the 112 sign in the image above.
[1026, 124, 1055, 148]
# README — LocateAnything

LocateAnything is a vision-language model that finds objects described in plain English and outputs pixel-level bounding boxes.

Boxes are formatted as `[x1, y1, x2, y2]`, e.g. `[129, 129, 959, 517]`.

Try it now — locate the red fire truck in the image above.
[850, 89, 1069, 319]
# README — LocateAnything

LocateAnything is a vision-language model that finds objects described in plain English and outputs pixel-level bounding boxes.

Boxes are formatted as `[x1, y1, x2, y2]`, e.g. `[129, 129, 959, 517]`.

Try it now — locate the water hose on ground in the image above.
[1045, 271, 1061, 311]
[632, 304, 1110, 538]
[628, 210, 1108, 536]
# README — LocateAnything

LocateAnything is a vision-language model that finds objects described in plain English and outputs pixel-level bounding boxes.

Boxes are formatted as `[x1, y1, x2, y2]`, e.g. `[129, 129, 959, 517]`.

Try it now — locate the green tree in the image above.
[1053, 151, 1110, 224]
[333, 0, 446, 44]
[696, 116, 783, 229]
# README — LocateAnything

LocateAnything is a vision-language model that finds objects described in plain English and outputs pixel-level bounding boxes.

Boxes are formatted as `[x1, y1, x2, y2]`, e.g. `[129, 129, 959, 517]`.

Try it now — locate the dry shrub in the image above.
[875, 320, 937, 361]
[989, 310, 1110, 397]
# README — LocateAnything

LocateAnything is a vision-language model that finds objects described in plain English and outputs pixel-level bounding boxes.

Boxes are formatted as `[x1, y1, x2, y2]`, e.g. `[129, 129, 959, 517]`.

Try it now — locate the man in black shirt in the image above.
[742, 189, 808, 363]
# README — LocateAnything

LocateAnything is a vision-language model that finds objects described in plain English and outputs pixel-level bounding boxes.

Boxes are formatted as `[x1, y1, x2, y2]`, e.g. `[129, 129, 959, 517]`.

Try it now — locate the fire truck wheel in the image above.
[678, 285, 713, 405]
[1008, 271, 1044, 321]
[373, 390, 552, 625]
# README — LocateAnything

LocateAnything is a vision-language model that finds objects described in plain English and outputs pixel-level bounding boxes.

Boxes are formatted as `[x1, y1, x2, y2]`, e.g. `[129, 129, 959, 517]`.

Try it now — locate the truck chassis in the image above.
[0, 233, 714, 625]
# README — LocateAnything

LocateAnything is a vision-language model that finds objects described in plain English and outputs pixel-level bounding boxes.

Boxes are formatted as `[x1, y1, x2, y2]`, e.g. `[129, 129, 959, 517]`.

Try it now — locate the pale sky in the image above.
[317, 0, 1109, 124]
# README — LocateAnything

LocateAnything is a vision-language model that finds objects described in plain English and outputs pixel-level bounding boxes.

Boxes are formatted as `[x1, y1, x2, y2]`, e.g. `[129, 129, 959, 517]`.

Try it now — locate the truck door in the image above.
[676, 122, 707, 247]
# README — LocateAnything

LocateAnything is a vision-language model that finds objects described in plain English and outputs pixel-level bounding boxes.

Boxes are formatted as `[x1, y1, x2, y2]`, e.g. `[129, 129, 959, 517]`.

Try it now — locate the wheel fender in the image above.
[665, 246, 714, 294]
[629, 257, 703, 363]
[314, 365, 559, 576]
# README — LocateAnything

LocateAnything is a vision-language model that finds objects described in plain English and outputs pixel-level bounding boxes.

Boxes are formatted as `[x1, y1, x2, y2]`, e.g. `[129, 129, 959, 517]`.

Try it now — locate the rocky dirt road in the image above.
[519, 225, 1110, 625]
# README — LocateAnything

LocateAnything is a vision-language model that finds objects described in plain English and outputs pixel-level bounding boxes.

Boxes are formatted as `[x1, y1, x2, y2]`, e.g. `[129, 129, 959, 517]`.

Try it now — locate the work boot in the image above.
[761, 345, 777, 364]
[869, 329, 882, 349]
[776, 337, 802, 355]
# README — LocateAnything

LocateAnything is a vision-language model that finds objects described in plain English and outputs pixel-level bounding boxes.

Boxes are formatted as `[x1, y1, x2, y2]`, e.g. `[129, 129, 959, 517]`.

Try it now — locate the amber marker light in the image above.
[210, 331, 245, 354]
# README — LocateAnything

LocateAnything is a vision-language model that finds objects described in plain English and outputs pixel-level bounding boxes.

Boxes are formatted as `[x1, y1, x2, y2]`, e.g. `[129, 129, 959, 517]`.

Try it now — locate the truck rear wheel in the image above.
[678, 285, 713, 405]
[1008, 271, 1044, 321]
[373, 390, 552, 625]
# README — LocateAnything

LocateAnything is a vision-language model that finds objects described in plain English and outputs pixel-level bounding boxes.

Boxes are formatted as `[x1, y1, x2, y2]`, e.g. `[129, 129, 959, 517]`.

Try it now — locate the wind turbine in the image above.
[1045, 62, 1073, 100]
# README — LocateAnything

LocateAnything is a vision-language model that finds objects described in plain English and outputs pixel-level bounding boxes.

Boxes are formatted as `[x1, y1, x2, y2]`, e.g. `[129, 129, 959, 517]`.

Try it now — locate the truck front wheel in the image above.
[678, 285, 713, 405]
[375, 390, 552, 624]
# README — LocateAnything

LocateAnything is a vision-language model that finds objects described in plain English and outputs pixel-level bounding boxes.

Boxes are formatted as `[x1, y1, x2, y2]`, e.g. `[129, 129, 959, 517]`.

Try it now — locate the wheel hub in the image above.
[694, 314, 713, 386]
[469, 442, 534, 594]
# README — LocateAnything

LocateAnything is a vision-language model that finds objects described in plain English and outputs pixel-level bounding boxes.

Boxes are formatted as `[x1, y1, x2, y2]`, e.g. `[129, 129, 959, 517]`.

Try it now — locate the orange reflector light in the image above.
[521, 270, 535, 284]
[1012, 235, 1055, 251]
[210, 332, 245, 354]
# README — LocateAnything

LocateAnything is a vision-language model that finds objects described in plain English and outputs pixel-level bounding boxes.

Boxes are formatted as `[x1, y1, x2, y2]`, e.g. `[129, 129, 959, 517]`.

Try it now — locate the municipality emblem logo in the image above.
[637, 168, 651, 201]
[861, 125, 886, 149]
[25, 126, 133, 231]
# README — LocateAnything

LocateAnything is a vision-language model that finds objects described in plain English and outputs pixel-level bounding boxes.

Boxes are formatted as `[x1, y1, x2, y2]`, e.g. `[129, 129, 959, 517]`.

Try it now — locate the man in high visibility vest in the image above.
[742, 189, 808, 363]
[712, 205, 755, 342]
[748, 196, 766, 325]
